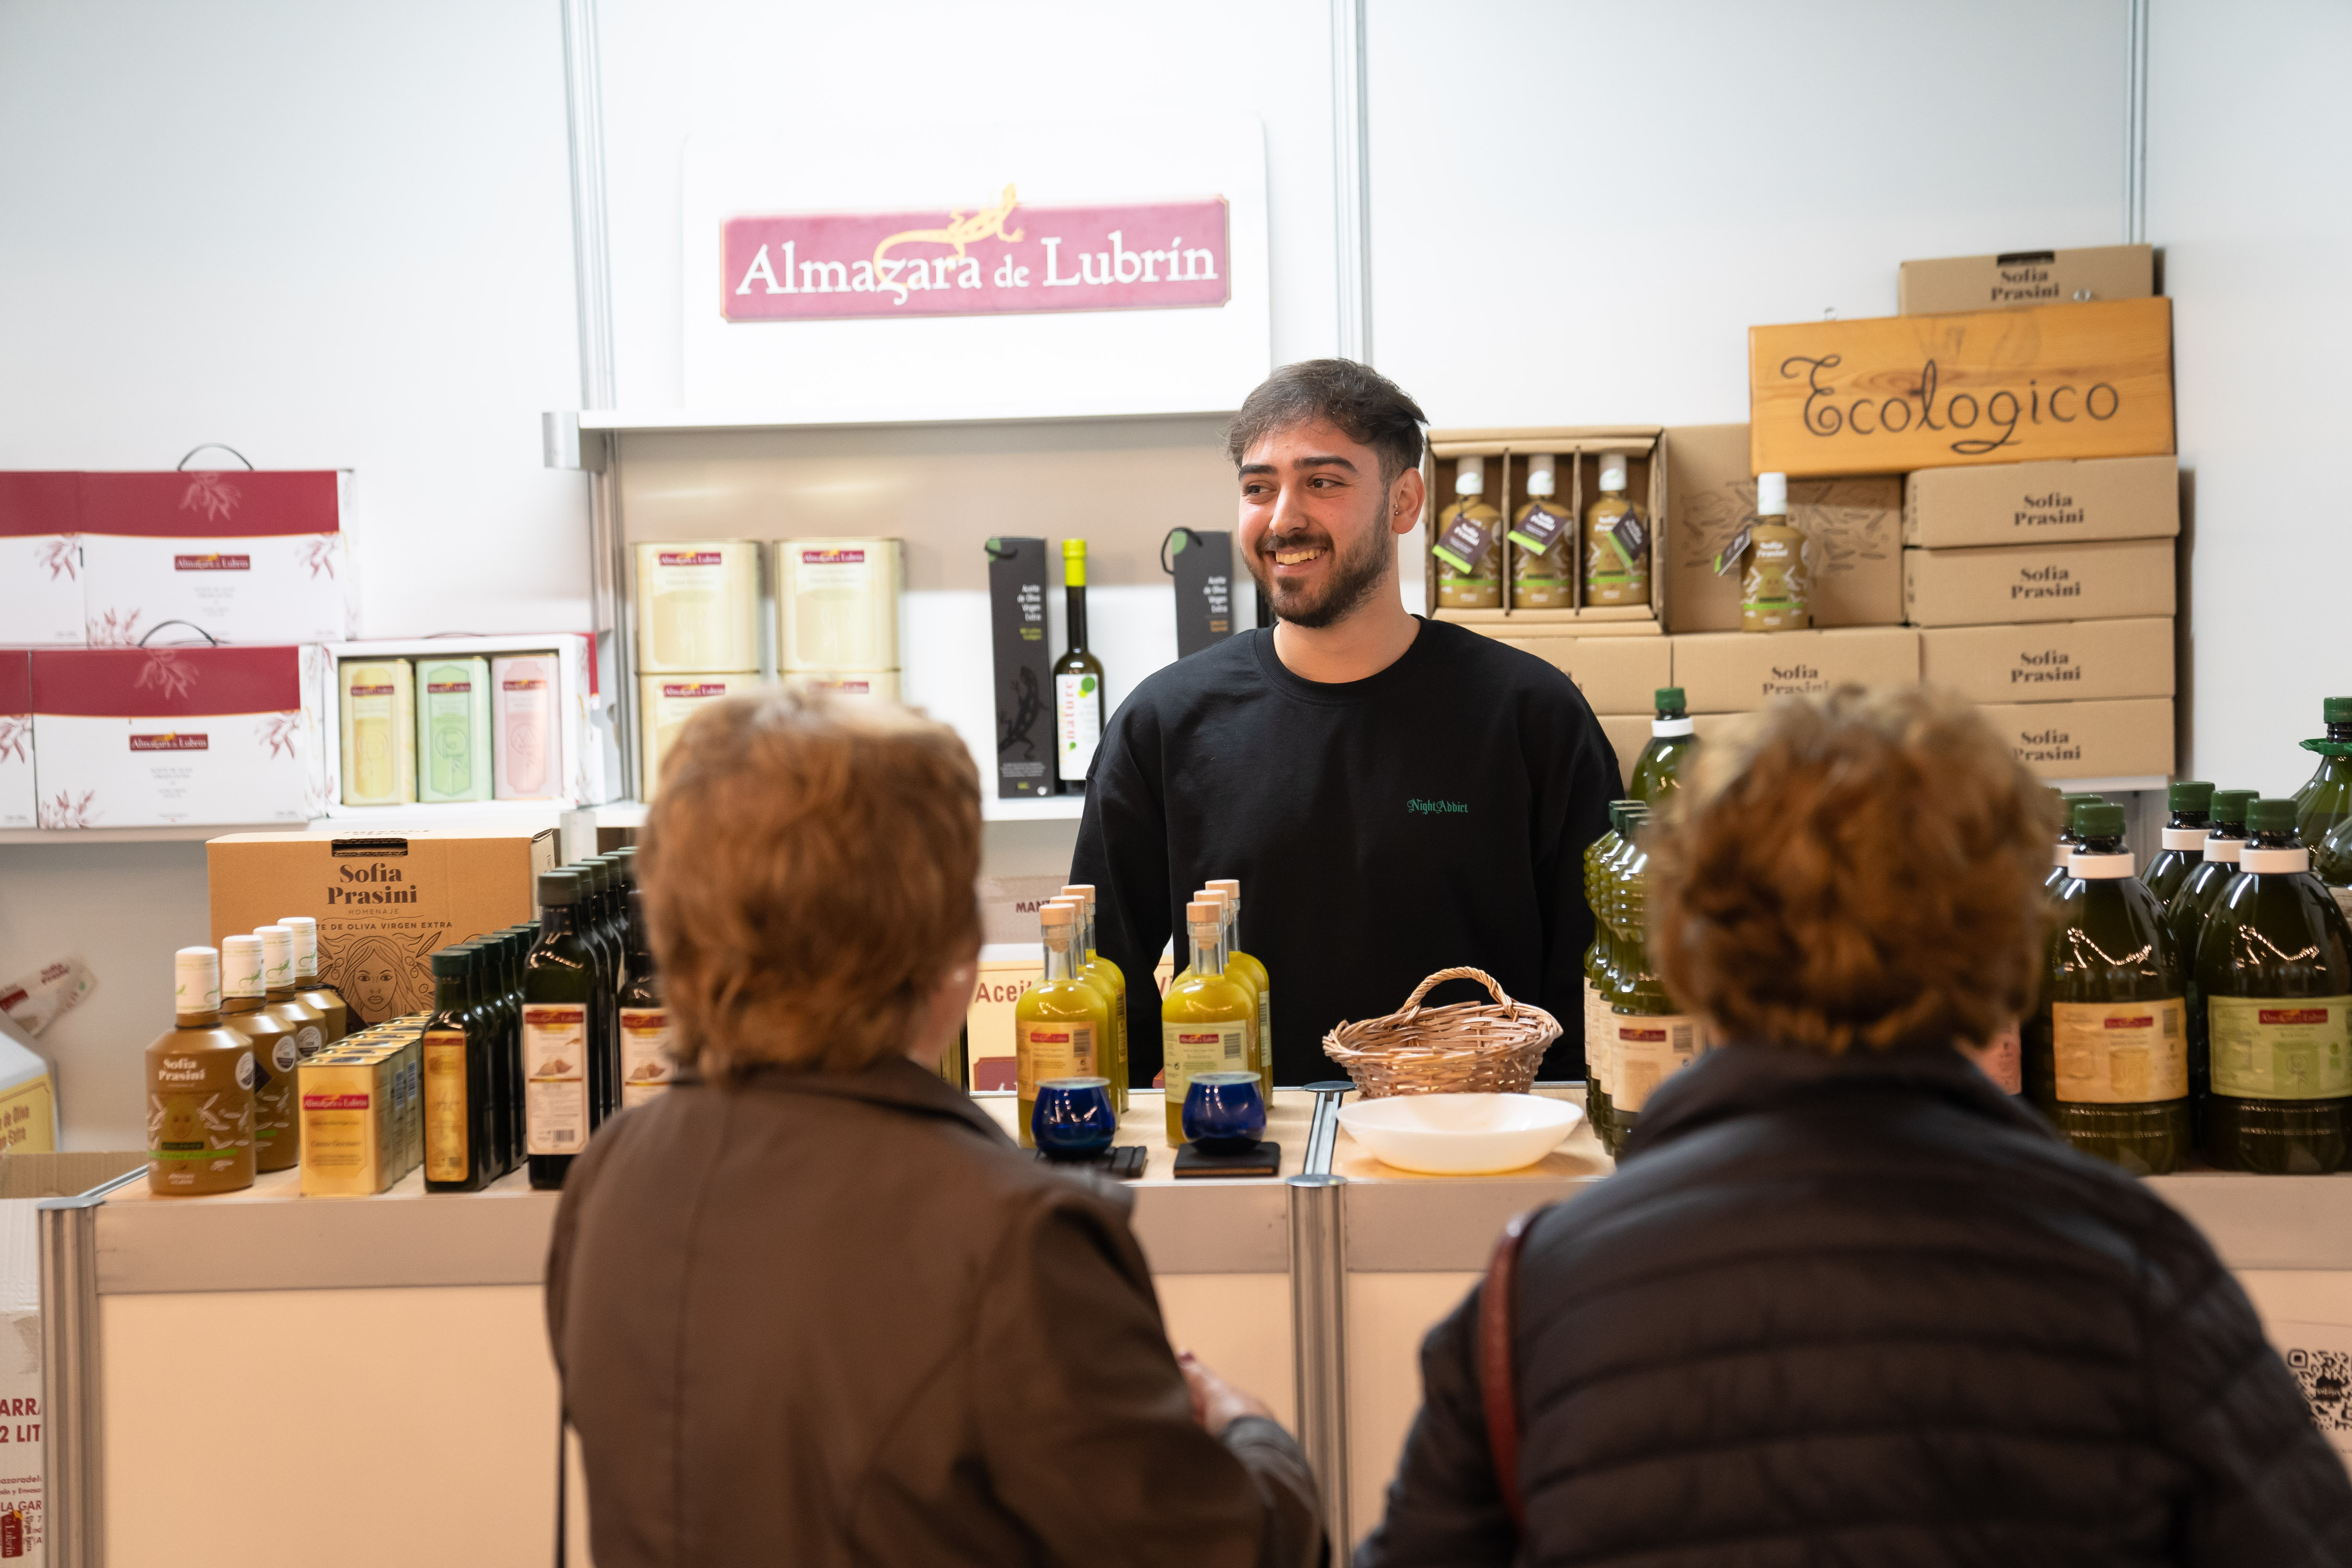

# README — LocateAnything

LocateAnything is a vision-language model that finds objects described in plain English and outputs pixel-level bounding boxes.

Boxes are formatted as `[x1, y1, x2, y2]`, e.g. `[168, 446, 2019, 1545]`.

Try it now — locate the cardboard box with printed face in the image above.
[1479, 631, 1674, 716]
[1902, 538, 2175, 628]
[0, 472, 85, 645]
[1904, 455, 2179, 549]
[29, 645, 331, 829]
[0, 652, 30, 829]
[1670, 627, 1920, 713]
[76, 470, 354, 647]
[1664, 424, 1903, 633]
[1918, 618, 2174, 706]
[208, 829, 555, 1028]
[1976, 697, 2174, 781]
[1898, 244, 2153, 316]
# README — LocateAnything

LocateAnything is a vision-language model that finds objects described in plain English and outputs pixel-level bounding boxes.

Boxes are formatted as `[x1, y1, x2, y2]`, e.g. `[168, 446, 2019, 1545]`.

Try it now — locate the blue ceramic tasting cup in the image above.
[1033, 1077, 1117, 1158]
[1182, 1071, 1266, 1151]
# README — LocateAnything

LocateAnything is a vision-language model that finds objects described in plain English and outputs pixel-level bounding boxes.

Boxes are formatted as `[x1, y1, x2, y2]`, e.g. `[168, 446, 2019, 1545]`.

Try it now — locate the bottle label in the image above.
[1433, 509, 1497, 574]
[1017, 1020, 1096, 1098]
[1975, 1021, 2023, 1096]
[1584, 508, 1649, 600]
[1162, 1022, 1248, 1110]
[620, 1006, 674, 1109]
[422, 1030, 469, 1180]
[2209, 996, 2352, 1100]
[523, 1006, 589, 1155]
[1055, 673, 1101, 783]
[2051, 999, 2186, 1103]
[1506, 502, 1569, 555]
[1611, 1012, 1702, 1112]
[1740, 525, 1811, 629]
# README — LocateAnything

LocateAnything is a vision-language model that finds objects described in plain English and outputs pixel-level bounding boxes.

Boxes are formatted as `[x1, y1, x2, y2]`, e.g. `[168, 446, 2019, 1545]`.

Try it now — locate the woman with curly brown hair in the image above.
[546, 689, 1323, 1567]
[1359, 685, 2352, 1568]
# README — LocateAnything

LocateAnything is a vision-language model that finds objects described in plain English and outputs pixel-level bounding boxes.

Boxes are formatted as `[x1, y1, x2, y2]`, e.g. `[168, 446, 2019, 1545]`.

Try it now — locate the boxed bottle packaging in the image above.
[207, 830, 553, 1027]
[76, 470, 354, 646]
[1917, 617, 2175, 705]
[1474, 630, 1672, 714]
[639, 673, 764, 793]
[298, 1034, 419, 1196]
[633, 540, 760, 674]
[781, 670, 902, 706]
[491, 652, 560, 800]
[1749, 299, 2174, 477]
[0, 472, 85, 645]
[987, 536, 1054, 799]
[1903, 455, 2179, 549]
[0, 652, 30, 829]
[1663, 424, 1902, 633]
[414, 656, 493, 804]
[28, 645, 329, 829]
[776, 538, 903, 671]
[1423, 429, 1668, 622]
[1975, 697, 2175, 781]
[337, 658, 417, 807]
[1670, 627, 1920, 713]
[1897, 244, 2154, 316]
[1902, 538, 2175, 628]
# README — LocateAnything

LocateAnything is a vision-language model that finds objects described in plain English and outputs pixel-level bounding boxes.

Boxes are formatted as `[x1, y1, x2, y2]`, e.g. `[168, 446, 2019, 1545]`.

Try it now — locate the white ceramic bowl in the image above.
[1336, 1092, 1583, 1175]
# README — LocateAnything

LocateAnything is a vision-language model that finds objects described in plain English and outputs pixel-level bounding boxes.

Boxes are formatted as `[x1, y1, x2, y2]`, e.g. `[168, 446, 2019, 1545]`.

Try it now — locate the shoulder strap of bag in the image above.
[1478, 1205, 1549, 1537]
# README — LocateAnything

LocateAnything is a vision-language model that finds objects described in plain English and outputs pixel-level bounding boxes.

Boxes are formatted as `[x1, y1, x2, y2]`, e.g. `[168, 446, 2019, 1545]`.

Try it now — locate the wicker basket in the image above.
[1321, 967, 1561, 1098]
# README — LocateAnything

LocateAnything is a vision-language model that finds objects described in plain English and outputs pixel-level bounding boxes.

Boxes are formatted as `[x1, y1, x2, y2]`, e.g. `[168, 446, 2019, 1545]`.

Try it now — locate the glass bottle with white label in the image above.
[2142, 780, 2214, 907]
[220, 935, 301, 1174]
[2196, 798, 2352, 1173]
[145, 947, 256, 1197]
[619, 887, 674, 1110]
[1017, 903, 1112, 1148]
[523, 871, 598, 1189]
[1583, 452, 1648, 607]
[1434, 456, 1503, 609]
[1507, 453, 1574, 609]
[2030, 802, 2189, 1174]
[1738, 472, 1807, 632]
[1160, 900, 1255, 1147]
[1608, 806, 1701, 1148]
[1053, 539, 1108, 793]
[422, 948, 499, 1193]
[1629, 688, 1696, 803]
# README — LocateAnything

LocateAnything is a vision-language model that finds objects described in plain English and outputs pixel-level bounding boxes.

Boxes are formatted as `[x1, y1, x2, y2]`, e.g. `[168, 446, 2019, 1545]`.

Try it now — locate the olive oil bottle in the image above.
[1607, 805, 1701, 1149]
[1507, 453, 1574, 609]
[422, 948, 500, 1192]
[619, 887, 674, 1110]
[2143, 780, 2215, 907]
[1059, 884, 1129, 1111]
[1160, 900, 1255, 1146]
[1581, 802, 1633, 1147]
[2197, 798, 2352, 1173]
[2313, 813, 2352, 928]
[2164, 790, 2255, 965]
[1739, 472, 1808, 632]
[2043, 793, 2109, 897]
[1016, 903, 1112, 1148]
[146, 947, 256, 1196]
[2031, 802, 2189, 1174]
[1629, 688, 1696, 803]
[2290, 696, 2352, 847]
[280, 915, 348, 1049]
[257, 924, 329, 1063]
[1433, 456, 1503, 609]
[1582, 452, 1648, 607]
[219, 935, 300, 1173]
[523, 871, 598, 1189]
[1204, 879, 1273, 1098]
[1053, 539, 1109, 794]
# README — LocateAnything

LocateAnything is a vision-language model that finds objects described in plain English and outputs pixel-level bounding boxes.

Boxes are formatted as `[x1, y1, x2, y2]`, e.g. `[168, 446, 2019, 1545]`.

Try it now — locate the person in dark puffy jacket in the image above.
[1358, 686, 2352, 1567]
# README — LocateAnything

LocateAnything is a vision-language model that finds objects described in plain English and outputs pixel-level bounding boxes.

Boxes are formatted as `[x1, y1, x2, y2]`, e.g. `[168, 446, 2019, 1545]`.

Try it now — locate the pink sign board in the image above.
[721, 188, 1230, 324]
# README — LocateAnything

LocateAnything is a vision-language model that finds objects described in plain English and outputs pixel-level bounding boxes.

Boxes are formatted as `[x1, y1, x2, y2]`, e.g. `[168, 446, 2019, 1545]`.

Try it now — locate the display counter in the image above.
[37, 1085, 2352, 1565]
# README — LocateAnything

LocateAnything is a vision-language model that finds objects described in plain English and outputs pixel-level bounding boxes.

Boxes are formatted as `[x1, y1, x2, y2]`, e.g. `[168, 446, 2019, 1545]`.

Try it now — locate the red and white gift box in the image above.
[76, 470, 354, 647]
[29, 645, 330, 829]
[0, 652, 31, 828]
[0, 473, 87, 647]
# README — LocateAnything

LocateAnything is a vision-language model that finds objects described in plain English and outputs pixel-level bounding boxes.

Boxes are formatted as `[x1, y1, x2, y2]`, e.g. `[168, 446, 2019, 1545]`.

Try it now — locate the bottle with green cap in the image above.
[2291, 696, 2352, 848]
[2043, 793, 2111, 897]
[1607, 804, 1704, 1152]
[2029, 801, 2190, 1174]
[1630, 689, 1697, 803]
[2196, 797, 2352, 1173]
[1582, 803, 1634, 1149]
[2164, 789, 2256, 965]
[2143, 780, 2216, 906]
[523, 870, 599, 1190]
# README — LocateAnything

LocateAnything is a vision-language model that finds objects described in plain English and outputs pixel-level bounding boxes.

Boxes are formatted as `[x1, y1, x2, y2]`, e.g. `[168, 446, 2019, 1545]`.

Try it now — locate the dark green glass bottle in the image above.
[2142, 780, 2214, 907]
[2197, 798, 2352, 1172]
[499, 925, 533, 1174]
[2290, 697, 2352, 848]
[573, 859, 623, 1121]
[423, 948, 501, 1193]
[1629, 689, 1696, 804]
[2166, 789, 2254, 1148]
[2030, 802, 2189, 1174]
[524, 871, 599, 1190]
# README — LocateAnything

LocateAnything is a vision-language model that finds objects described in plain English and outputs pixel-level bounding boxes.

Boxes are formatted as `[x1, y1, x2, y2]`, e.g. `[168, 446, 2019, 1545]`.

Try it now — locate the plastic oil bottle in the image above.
[1629, 688, 1697, 803]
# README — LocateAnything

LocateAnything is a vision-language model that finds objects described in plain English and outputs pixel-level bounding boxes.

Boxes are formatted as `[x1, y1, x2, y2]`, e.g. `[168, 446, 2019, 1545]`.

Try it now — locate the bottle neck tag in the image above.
[2161, 827, 2207, 850]
[2203, 838, 2243, 864]
[2066, 852, 2137, 880]
[1652, 717, 1694, 738]
[2242, 846, 2312, 874]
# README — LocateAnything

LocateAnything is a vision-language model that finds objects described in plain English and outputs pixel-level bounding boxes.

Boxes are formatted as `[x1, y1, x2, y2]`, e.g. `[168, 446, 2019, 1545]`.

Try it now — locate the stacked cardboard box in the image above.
[1422, 426, 1670, 631]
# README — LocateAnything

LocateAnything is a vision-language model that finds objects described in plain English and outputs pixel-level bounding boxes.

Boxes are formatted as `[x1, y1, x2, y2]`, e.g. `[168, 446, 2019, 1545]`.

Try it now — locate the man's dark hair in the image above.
[1225, 359, 1427, 487]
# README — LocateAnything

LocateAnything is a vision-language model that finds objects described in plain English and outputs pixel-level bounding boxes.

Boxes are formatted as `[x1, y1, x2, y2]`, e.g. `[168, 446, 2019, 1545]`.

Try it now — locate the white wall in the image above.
[2148, 0, 2352, 794]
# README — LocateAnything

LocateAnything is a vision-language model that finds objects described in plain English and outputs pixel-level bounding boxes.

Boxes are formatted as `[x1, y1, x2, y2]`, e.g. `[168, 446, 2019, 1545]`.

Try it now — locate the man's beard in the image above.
[1246, 524, 1394, 630]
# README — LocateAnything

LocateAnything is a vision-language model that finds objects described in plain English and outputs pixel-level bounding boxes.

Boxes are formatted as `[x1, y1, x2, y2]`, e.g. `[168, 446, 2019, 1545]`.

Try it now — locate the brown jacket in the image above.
[546, 1056, 1324, 1567]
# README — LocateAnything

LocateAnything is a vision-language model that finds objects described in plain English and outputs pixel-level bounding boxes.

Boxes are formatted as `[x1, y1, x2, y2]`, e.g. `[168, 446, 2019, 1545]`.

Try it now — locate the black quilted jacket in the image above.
[1357, 1044, 2352, 1567]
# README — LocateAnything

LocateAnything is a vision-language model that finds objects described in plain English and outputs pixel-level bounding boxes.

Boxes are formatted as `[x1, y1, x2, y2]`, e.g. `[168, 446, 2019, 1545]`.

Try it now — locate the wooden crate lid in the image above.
[1428, 425, 1663, 458]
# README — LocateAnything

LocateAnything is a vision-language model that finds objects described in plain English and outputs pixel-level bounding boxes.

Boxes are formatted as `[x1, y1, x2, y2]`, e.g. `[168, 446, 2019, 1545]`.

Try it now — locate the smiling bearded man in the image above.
[1069, 359, 1621, 1088]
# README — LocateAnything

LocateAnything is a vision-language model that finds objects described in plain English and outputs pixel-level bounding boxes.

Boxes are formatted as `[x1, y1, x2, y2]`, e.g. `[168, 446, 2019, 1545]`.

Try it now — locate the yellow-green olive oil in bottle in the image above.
[1161, 901, 1255, 1146]
[1739, 472, 1809, 631]
[1581, 803, 1631, 1149]
[1607, 806, 1703, 1149]
[1060, 885, 1129, 1112]
[1205, 880, 1273, 1099]
[1015, 903, 1111, 1148]
[1629, 688, 1696, 803]
[1433, 455, 1503, 609]
[1507, 453, 1575, 609]
[146, 948, 257, 1196]
[1582, 452, 1648, 607]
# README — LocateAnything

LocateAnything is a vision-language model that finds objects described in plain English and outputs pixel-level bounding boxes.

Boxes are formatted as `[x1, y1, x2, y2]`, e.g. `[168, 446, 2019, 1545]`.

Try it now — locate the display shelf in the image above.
[2047, 774, 2170, 794]
[0, 822, 288, 845]
[313, 799, 573, 832]
[567, 406, 1234, 437]
[560, 794, 1082, 833]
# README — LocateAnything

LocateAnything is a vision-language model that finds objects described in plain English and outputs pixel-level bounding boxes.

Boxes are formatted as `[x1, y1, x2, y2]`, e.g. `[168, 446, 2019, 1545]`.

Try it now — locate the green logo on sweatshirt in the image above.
[1407, 798, 1469, 816]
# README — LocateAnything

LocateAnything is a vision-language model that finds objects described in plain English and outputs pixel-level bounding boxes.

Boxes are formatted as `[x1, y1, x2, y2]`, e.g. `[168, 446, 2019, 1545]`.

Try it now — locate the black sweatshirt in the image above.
[1070, 619, 1619, 1087]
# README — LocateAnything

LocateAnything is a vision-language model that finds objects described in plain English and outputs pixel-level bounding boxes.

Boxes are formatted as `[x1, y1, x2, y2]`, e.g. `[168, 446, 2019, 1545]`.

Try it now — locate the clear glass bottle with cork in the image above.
[1433, 455, 1503, 609]
[1507, 453, 1574, 609]
[145, 947, 256, 1196]
[1582, 452, 1648, 607]
[1739, 472, 1810, 631]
